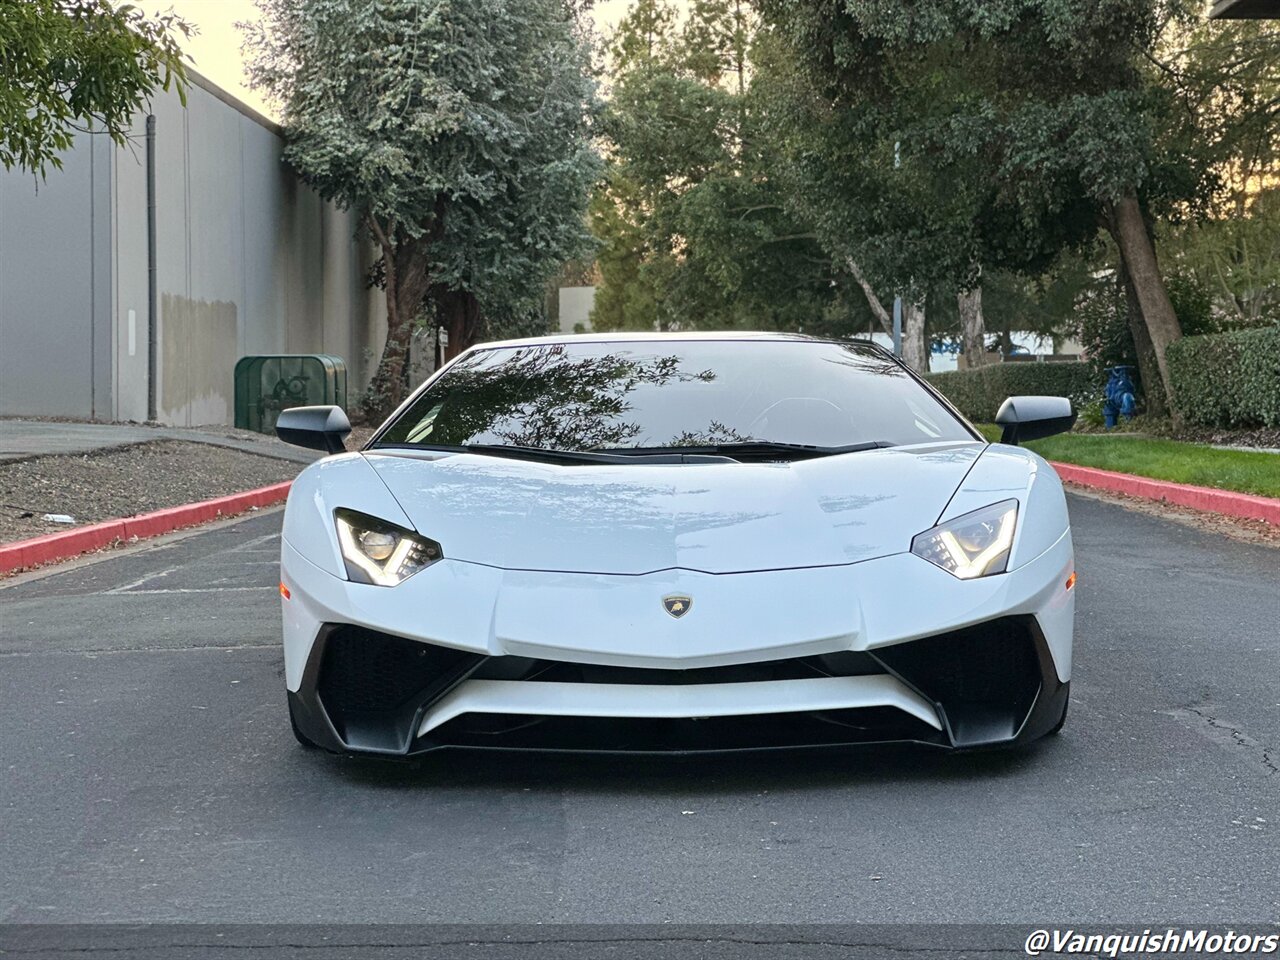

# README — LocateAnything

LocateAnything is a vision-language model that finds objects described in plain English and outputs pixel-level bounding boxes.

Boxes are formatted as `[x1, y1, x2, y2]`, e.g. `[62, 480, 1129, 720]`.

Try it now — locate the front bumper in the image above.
[287, 614, 1068, 756]
[282, 529, 1074, 757]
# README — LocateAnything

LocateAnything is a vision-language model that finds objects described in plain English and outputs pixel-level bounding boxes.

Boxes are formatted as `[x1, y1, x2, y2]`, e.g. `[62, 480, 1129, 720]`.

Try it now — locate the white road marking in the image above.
[113, 586, 277, 595]
[103, 534, 280, 594]
[104, 564, 188, 595]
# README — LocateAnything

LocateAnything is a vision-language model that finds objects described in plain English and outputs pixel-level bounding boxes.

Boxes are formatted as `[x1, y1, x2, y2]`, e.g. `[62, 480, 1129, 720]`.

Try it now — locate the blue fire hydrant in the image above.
[1104, 365, 1138, 428]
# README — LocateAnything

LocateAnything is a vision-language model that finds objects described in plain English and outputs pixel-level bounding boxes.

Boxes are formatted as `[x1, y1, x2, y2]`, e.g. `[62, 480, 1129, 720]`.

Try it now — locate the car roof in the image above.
[469, 330, 892, 355]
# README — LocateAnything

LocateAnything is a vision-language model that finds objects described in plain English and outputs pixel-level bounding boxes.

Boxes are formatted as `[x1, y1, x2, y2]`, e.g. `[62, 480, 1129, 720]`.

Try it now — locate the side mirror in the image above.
[275, 405, 351, 454]
[995, 396, 1076, 446]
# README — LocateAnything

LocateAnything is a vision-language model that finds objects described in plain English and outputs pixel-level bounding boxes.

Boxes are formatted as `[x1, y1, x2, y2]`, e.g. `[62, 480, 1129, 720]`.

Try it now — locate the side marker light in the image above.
[279, 581, 291, 600]
[1065, 572, 1077, 591]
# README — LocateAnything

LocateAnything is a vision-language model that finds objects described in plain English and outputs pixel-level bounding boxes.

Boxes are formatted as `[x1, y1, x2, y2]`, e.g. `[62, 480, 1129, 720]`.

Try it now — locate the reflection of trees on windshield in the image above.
[819, 346, 906, 379]
[383, 347, 715, 451]
[375, 338, 975, 452]
[666, 420, 755, 447]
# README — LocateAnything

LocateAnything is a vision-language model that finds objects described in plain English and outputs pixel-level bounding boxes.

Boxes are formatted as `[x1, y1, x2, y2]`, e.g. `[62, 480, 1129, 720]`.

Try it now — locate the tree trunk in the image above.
[843, 258, 926, 369]
[437, 286, 483, 363]
[1105, 193, 1182, 414]
[1118, 259, 1166, 418]
[364, 309, 413, 422]
[901, 301, 928, 372]
[957, 285, 987, 368]
[845, 258, 893, 336]
[364, 224, 432, 421]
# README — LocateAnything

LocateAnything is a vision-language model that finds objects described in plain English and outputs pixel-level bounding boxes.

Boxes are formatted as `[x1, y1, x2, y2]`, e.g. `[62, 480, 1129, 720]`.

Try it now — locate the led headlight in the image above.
[334, 509, 442, 586]
[910, 499, 1018, 580]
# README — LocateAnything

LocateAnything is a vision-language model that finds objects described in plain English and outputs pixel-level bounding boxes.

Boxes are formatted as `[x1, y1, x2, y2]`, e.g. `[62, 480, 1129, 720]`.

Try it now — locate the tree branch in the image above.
[367, 214, 394, 256]
[845, 258, 892, 336]
[761, 232, 818, 243]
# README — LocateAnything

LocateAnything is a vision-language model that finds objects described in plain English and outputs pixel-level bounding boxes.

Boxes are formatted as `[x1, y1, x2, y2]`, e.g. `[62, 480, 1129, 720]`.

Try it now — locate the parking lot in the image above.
[1, 494, 1277, 926]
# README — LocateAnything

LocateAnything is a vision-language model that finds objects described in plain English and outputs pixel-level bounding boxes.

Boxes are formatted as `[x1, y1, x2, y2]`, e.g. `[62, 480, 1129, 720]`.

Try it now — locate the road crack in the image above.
[1167, 702, 1278, 776]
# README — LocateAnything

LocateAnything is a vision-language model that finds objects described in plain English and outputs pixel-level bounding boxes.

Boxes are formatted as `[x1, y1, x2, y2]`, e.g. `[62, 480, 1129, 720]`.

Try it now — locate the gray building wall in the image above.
[0, 131, 113, 418]
[1, 71, 384, 427]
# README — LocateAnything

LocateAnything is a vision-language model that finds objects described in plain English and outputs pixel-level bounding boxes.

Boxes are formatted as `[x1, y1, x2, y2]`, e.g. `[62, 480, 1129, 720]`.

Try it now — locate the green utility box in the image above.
[234, 354, 348, 435]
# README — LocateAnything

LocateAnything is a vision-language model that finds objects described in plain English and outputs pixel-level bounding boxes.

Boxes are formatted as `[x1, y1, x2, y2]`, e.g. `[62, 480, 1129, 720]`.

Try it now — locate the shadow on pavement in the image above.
[313, 737, 1057, 794]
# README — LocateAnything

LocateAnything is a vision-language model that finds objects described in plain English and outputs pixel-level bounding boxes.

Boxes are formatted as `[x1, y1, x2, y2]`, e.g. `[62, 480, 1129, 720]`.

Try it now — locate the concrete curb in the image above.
[0, 481, 292, 575]
[1051, 462, 1280, 525]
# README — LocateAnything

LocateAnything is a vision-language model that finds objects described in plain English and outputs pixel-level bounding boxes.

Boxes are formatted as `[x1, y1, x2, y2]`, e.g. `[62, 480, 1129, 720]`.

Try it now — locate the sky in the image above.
[134, 0, 643, 121]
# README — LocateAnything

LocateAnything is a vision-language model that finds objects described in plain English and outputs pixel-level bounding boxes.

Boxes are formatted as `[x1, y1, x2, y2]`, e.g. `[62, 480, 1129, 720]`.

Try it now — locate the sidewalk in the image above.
[0, 418, 320, 465]
[1, 419, 320, 565]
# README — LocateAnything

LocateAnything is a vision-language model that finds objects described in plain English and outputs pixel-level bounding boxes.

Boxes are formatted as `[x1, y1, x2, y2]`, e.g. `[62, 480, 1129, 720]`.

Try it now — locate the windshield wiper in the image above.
[369, 442, 701, 465]
[603, 440, 895, 462]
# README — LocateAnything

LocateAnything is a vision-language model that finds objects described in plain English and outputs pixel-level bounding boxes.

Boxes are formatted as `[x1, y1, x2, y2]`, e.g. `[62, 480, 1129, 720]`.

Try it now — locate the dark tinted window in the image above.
[375, 339, 973, 451]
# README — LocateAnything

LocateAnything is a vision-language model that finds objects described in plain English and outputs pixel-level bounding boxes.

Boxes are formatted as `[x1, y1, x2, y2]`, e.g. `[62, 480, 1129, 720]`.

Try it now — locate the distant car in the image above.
[276, 333, 1076, 757]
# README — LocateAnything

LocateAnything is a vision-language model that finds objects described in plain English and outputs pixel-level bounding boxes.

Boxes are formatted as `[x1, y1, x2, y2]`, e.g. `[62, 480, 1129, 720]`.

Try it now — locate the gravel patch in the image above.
[1148, 421, 1280, 449]
[347, 425, 378, 449]
[0, 441, 302, 543]
[1072, 418, 1280, 450]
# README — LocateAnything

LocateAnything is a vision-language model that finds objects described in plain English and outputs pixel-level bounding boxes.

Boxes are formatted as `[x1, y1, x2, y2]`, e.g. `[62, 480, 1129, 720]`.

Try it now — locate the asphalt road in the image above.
[2, 494, 1277, 931]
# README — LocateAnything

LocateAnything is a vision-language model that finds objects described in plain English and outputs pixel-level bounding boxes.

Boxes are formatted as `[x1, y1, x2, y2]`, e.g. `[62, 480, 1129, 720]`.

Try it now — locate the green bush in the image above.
[1167, 327, 1280, 428]
[925, 362, 1103, 423]
[1078, 398, 1107, 429]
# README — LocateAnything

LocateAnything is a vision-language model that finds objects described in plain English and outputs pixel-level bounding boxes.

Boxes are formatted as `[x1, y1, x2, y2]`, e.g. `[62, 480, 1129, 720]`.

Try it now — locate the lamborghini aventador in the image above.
[275, 333, 1077, 756]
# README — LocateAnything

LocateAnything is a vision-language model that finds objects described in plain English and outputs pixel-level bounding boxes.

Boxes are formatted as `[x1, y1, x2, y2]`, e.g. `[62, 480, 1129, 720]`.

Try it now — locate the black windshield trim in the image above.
[367, 440, 895, 465]
[366, 442, 739, 465]
[600, 440, 895, 461]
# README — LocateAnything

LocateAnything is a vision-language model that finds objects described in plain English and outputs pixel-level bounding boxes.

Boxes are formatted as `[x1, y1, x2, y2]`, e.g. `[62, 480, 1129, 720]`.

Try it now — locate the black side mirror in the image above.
[275, 405, 351, 454]
[995, 396, 1076, 445]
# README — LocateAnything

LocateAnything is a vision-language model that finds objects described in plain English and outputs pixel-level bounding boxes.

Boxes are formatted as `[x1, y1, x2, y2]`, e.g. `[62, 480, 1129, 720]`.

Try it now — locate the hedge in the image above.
[1167, 327, 1280, 428]
[925, 362, 1103, 423]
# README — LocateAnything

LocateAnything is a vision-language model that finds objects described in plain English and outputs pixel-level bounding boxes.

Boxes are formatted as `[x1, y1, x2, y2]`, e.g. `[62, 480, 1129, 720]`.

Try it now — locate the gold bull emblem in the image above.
[662, 595, 692, 618]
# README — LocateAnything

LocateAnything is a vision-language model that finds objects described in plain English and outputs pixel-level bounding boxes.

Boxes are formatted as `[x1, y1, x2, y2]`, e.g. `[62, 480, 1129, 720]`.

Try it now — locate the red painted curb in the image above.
[0, 481, 292, 575]
[1051, 461, 1280, 525]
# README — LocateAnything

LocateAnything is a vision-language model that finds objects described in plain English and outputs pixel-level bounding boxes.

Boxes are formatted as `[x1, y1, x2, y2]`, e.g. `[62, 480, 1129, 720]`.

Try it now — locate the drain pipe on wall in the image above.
[145, 113, 158, 422]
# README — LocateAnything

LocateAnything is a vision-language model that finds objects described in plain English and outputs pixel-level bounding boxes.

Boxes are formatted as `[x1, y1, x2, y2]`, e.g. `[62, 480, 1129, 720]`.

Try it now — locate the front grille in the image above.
[316, 626, 482, 752]
[870, 616, 1044, 746]
[305, 617, 1051, 754]
[469, 650, 884, 685]
[427, 707, 946, 753]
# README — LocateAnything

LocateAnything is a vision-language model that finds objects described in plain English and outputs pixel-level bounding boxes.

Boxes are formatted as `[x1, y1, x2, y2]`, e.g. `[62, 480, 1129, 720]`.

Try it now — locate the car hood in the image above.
[363, 442, 985, 575]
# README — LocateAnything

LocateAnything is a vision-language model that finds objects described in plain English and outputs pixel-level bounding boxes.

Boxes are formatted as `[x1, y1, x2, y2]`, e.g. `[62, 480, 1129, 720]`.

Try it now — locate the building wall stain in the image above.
[161, 293, 238, 426]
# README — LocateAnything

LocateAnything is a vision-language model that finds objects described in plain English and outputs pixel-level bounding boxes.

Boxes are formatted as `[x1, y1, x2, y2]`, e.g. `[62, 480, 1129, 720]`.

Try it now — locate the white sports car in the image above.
[276, 333, 1077, 757]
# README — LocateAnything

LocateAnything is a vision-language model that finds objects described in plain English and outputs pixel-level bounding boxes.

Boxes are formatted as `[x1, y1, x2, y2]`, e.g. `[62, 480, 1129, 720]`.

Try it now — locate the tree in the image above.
[756, 0, 1219, 406]
[610, 0, 678, 73]
[1153, 16, 1280, 332]
[756, 0, 1128, 373]
[1171, 191, 1280, 329]
[245, 0, 601, 418]
[0, 0, 189, 177]
[590, 0, 860, 337]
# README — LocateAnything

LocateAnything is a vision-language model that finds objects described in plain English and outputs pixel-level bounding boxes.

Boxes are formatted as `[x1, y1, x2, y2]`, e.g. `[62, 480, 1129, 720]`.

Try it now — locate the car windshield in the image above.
[373, 339, 975, 454]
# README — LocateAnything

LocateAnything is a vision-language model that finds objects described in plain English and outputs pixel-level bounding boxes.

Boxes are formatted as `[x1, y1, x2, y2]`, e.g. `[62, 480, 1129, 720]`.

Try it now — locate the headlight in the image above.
[910, 500, 1018, 580]
[334, 509, 442, 586]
